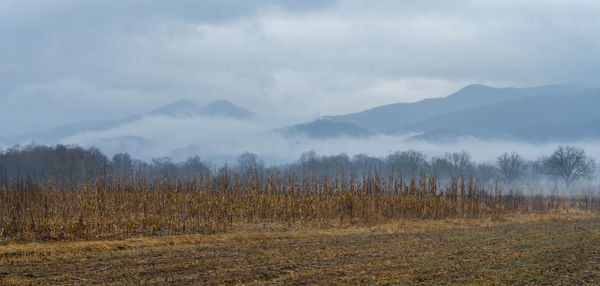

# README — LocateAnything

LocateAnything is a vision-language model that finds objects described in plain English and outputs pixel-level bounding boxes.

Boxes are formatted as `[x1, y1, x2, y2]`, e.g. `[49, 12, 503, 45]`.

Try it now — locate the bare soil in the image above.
[1, 213, 599, 285]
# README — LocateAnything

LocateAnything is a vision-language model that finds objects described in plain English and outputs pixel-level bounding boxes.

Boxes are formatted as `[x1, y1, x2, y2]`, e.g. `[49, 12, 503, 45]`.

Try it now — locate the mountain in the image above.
[285, 83, 590, 141]
[325, 83, 581, 133]
[148, 99, 255, 119]
[281, 119, 373, 139]
[9, 99, 255, 145]
[403, 88, 600, 142]
[198, 100, 255, 119]
[147, 100, 203, 117]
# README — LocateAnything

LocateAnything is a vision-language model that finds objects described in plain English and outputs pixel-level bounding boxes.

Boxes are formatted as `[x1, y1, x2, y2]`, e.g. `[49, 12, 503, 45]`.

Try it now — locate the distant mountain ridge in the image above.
[401, 88, 600, 142]
[284, 83, 598, 142]
[5, 83, 600, 152]
[10, 99, 255, 145]
[324, 83, 581, 133]
[148, 99, 255, 119]
[281, 119, 372, 139]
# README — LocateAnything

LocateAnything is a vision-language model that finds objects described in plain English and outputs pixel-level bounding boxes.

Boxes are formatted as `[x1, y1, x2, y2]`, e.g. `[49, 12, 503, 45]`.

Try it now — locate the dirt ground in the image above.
[1, 213, 599, 285]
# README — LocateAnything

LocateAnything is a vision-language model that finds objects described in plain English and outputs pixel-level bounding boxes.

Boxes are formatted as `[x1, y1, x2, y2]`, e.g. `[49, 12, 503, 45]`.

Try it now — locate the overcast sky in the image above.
[2, 0, 600, 137]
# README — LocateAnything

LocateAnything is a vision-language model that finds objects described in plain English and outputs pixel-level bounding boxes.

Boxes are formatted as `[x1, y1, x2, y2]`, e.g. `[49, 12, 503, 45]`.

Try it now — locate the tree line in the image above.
[0, 144, 596, 192]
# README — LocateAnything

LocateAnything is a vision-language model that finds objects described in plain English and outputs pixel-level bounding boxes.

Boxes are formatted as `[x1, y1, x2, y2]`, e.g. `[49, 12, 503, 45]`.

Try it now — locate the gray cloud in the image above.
[1, 0, 600, 137]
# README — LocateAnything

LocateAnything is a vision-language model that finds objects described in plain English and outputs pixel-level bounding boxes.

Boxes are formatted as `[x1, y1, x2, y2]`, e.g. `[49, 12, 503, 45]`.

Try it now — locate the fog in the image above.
[55, 114, 600, 166]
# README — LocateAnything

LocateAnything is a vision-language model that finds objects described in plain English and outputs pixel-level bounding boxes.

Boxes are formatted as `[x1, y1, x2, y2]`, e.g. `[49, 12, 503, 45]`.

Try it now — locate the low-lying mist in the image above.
[58, 114, 600, 166]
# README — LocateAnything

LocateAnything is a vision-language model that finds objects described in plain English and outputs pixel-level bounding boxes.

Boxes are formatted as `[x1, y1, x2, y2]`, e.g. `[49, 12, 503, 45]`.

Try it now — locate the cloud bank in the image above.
[2, 0, 600, 137]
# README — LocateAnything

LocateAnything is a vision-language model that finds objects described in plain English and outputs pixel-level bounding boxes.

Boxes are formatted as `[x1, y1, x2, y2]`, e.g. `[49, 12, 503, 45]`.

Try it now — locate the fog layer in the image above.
[53, 114, 600, 165]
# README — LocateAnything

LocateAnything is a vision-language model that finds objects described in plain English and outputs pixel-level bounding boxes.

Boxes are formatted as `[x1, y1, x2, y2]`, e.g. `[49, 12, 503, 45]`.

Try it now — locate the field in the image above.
[1, 211, 599, 285]
[1, 174, 600, 284]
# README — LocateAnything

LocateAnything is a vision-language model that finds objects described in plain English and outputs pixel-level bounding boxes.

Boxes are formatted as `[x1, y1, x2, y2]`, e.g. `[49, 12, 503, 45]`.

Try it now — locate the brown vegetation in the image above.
[1, 171, 599, 241]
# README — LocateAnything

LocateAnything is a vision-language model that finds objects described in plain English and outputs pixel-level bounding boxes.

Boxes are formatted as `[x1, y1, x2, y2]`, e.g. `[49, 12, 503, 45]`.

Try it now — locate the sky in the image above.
[2, 0, 600, 138]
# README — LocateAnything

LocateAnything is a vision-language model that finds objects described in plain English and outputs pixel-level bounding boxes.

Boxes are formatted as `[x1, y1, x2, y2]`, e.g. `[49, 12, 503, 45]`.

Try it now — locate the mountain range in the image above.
[284, 83, 600, 142]
[3, 83, 600, 156]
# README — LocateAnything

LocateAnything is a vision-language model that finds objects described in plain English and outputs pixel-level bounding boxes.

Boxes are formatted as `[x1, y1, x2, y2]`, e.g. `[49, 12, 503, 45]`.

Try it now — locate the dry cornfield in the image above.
[1, 171, 599, 241]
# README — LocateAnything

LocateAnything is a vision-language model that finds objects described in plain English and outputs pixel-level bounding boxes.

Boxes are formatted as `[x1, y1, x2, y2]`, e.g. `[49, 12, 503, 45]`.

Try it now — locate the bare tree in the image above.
[237, 152, 264, 183]
[446, 151, 474, 178]
[386, 150, 428, 178]
[474, 163, 500, 188]
[112, 153, 134, 181]
[183, 155, 210, 177]
[497, 152, 526, 186]
[525, 157, 545, 195]
[351, 154, 383, 178]
[543, 146, 595, 187]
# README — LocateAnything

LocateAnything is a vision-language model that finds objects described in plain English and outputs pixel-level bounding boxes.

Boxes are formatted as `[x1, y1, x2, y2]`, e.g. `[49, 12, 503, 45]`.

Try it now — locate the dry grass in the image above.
[2, 172, 599, 241]
[2, 173, 599, 284]
[1, 212, 598, 285]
